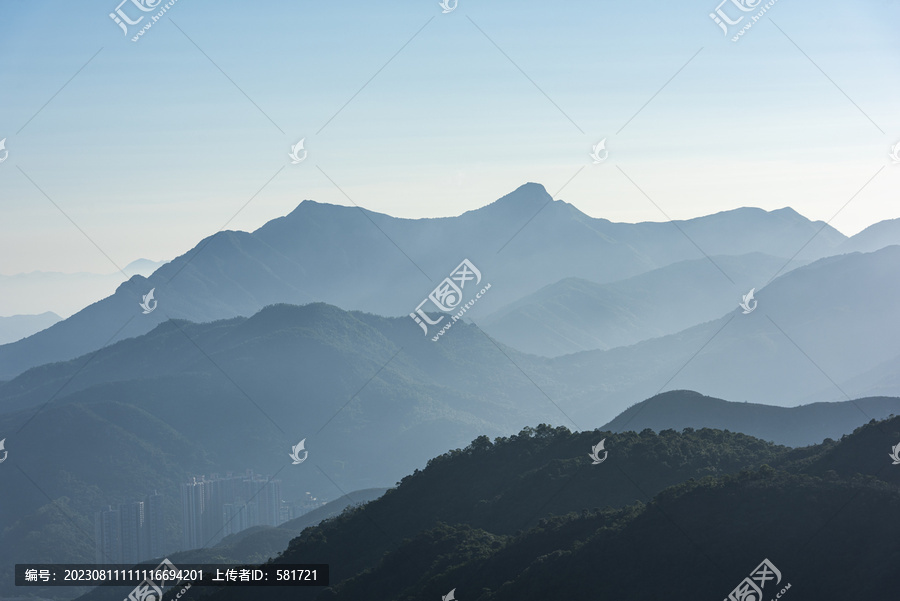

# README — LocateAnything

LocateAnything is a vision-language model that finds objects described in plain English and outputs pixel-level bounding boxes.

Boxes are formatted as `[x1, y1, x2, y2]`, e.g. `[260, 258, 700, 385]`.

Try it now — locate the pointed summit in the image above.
[464, 183, 554, 221]
[493, 182, 552, 209]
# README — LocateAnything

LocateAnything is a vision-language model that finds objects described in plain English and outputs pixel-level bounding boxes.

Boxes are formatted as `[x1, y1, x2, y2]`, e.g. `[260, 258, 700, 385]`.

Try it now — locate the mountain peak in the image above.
[768, 206, 813, 223]
[504, 181, 551, 202]
[487, 182, 551, 208]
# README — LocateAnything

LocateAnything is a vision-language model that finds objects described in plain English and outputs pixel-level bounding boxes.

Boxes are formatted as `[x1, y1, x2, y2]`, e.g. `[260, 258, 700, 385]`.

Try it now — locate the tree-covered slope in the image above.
[172, 416, 900, 601]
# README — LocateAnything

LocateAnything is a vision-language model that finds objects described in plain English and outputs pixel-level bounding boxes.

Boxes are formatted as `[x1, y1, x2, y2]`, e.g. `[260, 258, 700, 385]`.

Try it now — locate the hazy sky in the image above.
[1, 0, 898, 276]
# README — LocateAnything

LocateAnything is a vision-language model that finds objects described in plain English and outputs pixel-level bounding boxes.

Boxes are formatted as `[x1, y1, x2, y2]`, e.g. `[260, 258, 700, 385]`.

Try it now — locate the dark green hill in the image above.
[327, 472, 900, 601]
[161, 416, 900, 601]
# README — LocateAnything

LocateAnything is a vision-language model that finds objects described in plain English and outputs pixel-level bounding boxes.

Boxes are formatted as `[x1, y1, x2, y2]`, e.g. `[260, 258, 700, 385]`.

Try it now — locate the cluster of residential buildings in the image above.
[180, 471, 282, 549]
[94, 471, 326, 562]
[93, 492, 166, 564]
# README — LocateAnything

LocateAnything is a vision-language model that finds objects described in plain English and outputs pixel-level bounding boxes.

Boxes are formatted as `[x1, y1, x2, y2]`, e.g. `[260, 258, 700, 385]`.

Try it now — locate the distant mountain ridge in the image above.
[0, 259, 166, 319]
[0, 312, 61, 346]
[480, 253, 808, 356]
[4, 247, 900, 442]
[541, 245, 900, 416]
[0, 183, 851, 379]
[838, 218, 900, 254]
[602, 390, 900, 446]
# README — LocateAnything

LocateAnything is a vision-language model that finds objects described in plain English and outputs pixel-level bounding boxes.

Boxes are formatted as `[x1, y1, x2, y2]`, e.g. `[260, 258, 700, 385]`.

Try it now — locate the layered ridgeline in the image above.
[547, 245, 900, 412]
[5, 238, 900, 423]
[4, 244, 900, 517]
[0, 312, 62, 345]
[150, 416, 900, 601]
[479, 253, 807, 357]
[3, 245, 900, 598]
[3, 244, 900, 592]
[0, 259, 164, 319]
[837, 217, 900, 254]
[0, 183, 856, 379]
[602, 390, 900, 447]
[0, 302, 569, 601]
[0, 305, 900, 600]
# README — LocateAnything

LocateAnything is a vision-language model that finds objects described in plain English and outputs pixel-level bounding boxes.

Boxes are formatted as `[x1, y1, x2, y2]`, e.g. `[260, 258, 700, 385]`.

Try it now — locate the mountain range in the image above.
[3, 242, 900, 536]
[0, 311, 61, 345]
[4, 240, 900, 494]
[602, 390, 900, 446]
[1, 183, 870, 380]
[479, 253, 807, 356]
[4, 183, 900, 600]
[0, 259, 165, 319]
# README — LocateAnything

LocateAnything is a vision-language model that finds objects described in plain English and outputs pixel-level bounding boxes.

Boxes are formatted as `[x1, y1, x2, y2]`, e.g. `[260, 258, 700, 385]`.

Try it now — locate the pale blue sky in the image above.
[1, 0, 898, 275]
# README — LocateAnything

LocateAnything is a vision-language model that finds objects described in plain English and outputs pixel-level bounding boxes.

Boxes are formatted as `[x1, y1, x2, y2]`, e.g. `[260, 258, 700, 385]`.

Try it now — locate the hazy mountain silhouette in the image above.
[827, 350, 900, 401]
[546, 245, 900, 421]
[839, 218, 900, 254]
[0, 184, 848, 379]
[480, 253, 807, 356]
[0, 312, 61, 346]
[3, 247, 899, 469]
[0, 259, 165, 318]
[602, 390, 900, 446]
